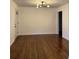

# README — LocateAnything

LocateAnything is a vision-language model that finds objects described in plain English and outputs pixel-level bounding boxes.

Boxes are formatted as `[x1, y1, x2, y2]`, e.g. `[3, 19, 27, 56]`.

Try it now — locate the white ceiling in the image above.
[14, 0, 69, 7]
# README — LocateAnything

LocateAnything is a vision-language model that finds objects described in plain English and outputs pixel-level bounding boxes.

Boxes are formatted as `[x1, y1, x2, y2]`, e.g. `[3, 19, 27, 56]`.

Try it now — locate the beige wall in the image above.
[10, 0, 18, 45]
[17, 7, 58, 35]
[10, 1, 69, 44]
[57, 3, 69, 40]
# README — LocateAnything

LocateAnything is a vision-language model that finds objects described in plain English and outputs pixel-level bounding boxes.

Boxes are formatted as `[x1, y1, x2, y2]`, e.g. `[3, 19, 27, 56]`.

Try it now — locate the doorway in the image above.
[58, 11, 62, 37]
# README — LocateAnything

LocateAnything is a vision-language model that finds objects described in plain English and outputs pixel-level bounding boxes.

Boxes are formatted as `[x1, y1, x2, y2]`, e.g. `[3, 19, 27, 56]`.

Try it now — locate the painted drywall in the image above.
[17, 7, 58, 35]
[10, 0, 18, 45]
[57, 3, 69, 40]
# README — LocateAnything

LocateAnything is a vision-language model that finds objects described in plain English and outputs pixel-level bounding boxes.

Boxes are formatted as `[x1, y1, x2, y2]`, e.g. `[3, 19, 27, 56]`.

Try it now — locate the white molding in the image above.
[10, 36, 17, 46]
[63, 34, 69, 40]
[17, 32, 58, 35]
[10, 38, 15, 46]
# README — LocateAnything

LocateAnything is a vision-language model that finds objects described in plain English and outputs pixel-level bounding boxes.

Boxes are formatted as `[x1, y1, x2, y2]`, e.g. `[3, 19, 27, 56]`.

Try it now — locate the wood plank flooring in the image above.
[10, 35, 69, 59]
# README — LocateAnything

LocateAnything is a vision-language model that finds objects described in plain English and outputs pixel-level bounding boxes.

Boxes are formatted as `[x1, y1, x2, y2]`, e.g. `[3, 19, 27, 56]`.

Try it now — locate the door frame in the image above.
[58, 11, 62, 37]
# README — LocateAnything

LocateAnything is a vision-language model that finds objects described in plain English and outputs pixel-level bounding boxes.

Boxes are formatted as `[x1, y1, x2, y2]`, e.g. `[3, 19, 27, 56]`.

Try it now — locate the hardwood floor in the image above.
[10, 35, 69, 59]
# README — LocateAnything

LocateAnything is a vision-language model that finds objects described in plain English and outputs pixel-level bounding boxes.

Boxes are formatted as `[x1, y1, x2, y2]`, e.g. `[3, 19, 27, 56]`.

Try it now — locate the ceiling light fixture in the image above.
[36, 1, 50, 8]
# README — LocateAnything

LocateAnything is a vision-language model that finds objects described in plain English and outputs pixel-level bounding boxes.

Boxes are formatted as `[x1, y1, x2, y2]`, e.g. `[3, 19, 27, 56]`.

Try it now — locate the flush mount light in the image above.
[36, 0, 51, 8]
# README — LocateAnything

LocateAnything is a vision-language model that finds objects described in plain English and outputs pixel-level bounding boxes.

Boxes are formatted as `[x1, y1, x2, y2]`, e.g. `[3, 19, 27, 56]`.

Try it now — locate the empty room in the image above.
[10, 0, 69, 59]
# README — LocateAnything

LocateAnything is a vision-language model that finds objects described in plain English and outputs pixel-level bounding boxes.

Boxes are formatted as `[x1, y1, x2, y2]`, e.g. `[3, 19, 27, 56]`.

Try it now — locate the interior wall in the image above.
[17, 7, 58, 35]
[57, 3, 69, 40]
[10, 0, 18, 45]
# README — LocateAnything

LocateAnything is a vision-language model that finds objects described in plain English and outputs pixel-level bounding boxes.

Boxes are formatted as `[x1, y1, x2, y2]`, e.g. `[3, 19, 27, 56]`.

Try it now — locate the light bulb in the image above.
[47, 5, 50, 8]
[41, 0, 44, 1]
[43, 2, 45, 4]
[40, 5, 42, 7]
[36, 6, 39, 8]
[36, 4, 39, 8]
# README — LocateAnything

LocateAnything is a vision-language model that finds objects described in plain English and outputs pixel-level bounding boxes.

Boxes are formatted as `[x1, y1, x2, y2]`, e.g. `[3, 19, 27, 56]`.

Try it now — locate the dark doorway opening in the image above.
[58, 11, 62, 37]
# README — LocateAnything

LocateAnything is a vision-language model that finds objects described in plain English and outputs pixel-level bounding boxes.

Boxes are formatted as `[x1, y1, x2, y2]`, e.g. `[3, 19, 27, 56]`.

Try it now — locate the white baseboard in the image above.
[63, 35, 69, 40]
[17, 32, 58, 35]
[10, 38, 15, 46]
[10, 36, 17, 46]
